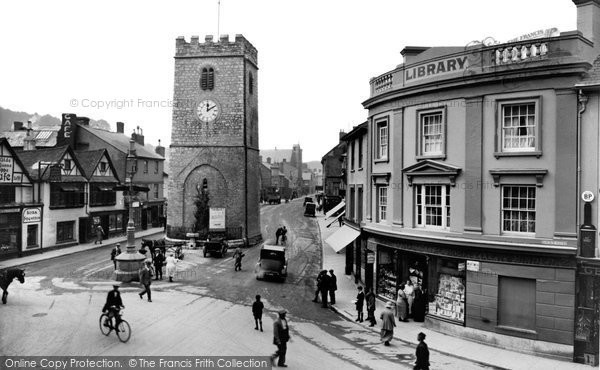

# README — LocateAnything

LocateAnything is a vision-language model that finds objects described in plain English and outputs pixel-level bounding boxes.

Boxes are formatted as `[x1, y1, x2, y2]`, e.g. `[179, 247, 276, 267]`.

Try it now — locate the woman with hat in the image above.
[165, 252, 178, 282]
[380, 301, 396, 346]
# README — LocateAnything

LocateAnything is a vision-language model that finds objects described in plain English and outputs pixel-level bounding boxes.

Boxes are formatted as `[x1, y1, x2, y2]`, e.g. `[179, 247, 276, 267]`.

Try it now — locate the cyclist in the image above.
[102, 282, 124, 332]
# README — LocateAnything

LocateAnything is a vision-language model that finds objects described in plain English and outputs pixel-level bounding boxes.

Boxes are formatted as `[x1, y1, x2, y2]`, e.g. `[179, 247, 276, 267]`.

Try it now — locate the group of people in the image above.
[312, 269, 337, 308]
[275, 225, 288, 245]
[396, 280, 427, 322]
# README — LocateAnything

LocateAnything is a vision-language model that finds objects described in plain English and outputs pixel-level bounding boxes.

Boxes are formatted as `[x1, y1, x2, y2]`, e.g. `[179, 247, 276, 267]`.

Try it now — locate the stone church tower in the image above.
[167, 34, 261, 244]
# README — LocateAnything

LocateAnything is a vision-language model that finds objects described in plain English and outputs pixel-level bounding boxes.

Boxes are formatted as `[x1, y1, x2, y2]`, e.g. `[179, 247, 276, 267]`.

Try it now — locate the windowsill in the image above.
[350, 170, 356, 173]
[89, 203, 117, 207]
[416, 225, 449, 231]
[374, 158, 389, 164]
[49, 205, 85, 210]
[495, 325, 537, 338]
[415, 154, 446, 161]
[494, 151, 542, 159]
[501, 232, 536, 238]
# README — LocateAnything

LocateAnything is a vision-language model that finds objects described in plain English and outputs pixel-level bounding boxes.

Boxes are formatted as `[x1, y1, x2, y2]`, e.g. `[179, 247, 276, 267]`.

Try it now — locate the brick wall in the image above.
[466, 262, 575, 345]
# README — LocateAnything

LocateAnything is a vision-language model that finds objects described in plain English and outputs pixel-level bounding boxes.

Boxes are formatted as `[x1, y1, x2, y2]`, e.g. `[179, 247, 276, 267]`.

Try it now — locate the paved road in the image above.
[1, 199, 492, 369]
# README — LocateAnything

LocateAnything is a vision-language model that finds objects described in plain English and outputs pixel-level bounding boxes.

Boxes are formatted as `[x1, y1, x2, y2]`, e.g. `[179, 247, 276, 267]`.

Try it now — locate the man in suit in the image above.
[138, 261, 153, 302]
[320, 270, 330, 308]
[414, 332, 430, 370]
[328, 269, 337, 305]
[102, 282, 124, 331]
[271, 310, 290, 367]
[110, 244, 121, 270]
[153, 250, 164, 280]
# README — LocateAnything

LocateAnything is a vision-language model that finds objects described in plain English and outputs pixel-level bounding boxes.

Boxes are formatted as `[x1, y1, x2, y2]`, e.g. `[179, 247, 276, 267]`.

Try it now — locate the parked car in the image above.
[304, 202, 316, 217]
[202, 238, 228, 257]
[303, 196, 314, 206]
[255, 245, 287, 282]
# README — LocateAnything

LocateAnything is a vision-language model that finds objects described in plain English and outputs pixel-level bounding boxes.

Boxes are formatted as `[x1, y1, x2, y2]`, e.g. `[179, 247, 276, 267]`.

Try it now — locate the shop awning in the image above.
[325, 225, 360, 252]
[325, 211, 345, 228]
[325, 201, 345, 219]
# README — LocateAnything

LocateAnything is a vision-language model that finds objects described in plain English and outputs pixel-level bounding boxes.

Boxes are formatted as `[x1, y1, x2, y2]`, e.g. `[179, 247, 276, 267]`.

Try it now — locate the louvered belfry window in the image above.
[201, 67, 215, 90]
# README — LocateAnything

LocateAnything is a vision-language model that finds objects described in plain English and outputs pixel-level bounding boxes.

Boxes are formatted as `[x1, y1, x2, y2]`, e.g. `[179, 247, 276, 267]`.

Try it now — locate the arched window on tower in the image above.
[200, 67, 215, 91]
[249, 72, 254, 95]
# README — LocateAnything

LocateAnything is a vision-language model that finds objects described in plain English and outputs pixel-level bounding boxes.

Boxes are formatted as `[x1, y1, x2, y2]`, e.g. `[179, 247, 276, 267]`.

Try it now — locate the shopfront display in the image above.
[429, 257, 466, 324]
[377, 246, 398, 300]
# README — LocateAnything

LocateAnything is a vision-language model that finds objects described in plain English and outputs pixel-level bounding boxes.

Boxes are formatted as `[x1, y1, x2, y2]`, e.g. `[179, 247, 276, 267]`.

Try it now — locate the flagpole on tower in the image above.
[217, 0, 221, 39]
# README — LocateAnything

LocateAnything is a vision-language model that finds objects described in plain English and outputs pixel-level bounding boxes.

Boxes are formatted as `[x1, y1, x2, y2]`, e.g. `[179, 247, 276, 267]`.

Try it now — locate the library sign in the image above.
[405, 55, 468, 84]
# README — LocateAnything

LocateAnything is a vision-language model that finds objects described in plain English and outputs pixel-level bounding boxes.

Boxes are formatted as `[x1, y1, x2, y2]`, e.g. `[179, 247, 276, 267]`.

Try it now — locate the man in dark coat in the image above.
[252, 294, 264, 331]
[138, 261, 153, 302]
[414, 332, 430, 370]
[110, 244, 121, 270]
[270, 310, 290, 367]
[153, 250, 164, 280]
[102, 283, 124, 331]
[355, 286, 365, 322]
[312, 271, 324, 303]
[275, 226, 283, 245]
[320, 270, 330, 308]
[366, 287, 377, 327]
[328, 269, 337, 305]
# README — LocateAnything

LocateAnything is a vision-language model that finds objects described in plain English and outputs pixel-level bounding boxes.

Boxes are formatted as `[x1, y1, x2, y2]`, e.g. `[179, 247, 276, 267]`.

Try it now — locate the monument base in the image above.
[114, 252, 146, 282]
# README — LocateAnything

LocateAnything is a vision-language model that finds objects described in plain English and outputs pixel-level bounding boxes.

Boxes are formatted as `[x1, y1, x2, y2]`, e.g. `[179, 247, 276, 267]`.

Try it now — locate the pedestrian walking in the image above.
[414, 332, 430, 370]
[405, 280, 415, 318]
[275, 226, 283, 245]
[366, 288, 377, 327]
[252, 295, 264, 332]
[312, 270, 324, 303]
[94, 224, 105, 244]
[412, 284, 426, 322]
[165, 252, 178, 282]
[355, 286, 364, 322]
[110, 244, 121, 270]
[233, 247, 245, 271]
[328, 269, 337, 305]
[153, 249, 164, 280]
[138, 261, 153, 302]
[380, 301, 396, 346]
[270, 309, 290, 367]
[319, 270, 330, 308]
[396, 284, 408, 322]
[280, 226, 288, 245]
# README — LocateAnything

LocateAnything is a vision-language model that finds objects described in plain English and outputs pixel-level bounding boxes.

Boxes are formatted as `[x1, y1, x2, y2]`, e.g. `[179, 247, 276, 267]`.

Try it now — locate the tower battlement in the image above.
[175, 34, 258, 65]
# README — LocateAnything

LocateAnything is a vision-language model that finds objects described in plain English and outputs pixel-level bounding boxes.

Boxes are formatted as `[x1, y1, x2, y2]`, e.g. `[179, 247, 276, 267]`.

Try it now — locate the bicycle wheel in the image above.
[99, 314, 111, 336]
[116, 320, 131, 343]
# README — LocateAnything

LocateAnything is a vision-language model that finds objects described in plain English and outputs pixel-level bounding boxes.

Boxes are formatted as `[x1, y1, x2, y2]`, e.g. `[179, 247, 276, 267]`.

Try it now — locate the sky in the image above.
[0, 0, 576, 162]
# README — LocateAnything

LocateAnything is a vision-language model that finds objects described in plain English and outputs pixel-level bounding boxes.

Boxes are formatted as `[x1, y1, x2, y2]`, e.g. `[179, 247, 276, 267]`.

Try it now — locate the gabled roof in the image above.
[0, 138, 33, 183]
[78, 125, 164, 160]
[16, 145, 85, 181]
[75, 149, 120, 182]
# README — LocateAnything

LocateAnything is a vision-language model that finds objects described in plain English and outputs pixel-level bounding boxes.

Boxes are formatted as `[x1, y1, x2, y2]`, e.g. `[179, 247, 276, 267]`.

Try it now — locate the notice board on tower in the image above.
[209, 208, 226, 231]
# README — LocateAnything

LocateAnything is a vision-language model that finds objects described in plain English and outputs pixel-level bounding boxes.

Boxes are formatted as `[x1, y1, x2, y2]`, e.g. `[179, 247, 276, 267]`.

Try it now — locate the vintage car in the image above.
[303, 196, 314, 206]
[202, 237, 228, 257]
[255, 245, 287, 282]
[304, 202, 316, 217]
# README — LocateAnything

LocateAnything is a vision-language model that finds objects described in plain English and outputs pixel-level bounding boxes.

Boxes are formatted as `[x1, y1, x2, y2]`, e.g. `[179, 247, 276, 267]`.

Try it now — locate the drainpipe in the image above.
[577, 90, 588, 236]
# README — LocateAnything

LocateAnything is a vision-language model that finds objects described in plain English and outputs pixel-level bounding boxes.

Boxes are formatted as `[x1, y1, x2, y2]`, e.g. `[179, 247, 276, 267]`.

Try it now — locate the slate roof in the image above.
[1, 130, 58, 148]
[78, 125, 164, 160]
[74, 149, 105, 178]
[15, 146, 84, 181]
[576, 54, 600, 87]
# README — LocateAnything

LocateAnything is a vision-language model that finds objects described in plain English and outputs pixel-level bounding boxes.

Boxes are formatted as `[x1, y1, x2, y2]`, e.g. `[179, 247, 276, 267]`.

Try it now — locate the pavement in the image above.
[0, 227, 165, 269]
[316, 214, 590, 370]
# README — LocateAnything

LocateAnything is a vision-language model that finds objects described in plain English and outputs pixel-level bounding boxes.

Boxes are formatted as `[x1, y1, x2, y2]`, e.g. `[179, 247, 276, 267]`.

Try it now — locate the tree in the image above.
[193, 180, 210, 235]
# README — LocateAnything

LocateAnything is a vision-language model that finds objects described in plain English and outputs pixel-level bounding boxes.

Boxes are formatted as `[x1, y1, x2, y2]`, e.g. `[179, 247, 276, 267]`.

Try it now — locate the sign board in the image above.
[466, 260, 480, 272]
[61, 113, 75, 142]
[209, 207, 226, 230]
[22, 208, 41, 223]
[458, 262, 466, 272]
[506, 27, 559, 43]
[582, 191, 595, 203]
[405, 55, 468, 84]
[131, 201, 140, 208]
[0, 156, 14, 183]
[48, 164, 62, 182]
[366, 253, 375, 264]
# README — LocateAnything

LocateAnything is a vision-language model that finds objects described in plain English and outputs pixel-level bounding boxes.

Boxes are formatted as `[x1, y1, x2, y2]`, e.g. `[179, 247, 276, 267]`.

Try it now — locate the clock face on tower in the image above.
[197, 99, 219, 123]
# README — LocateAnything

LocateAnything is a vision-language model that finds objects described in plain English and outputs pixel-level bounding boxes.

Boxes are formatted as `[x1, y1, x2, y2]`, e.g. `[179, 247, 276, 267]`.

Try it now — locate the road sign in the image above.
[582, 191, 595, 203]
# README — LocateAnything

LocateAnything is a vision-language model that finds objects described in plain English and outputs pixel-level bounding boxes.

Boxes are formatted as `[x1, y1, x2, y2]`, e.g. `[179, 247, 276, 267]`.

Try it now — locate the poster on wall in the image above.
[209, 208, 226, 231]
[432, 273, 466, 323]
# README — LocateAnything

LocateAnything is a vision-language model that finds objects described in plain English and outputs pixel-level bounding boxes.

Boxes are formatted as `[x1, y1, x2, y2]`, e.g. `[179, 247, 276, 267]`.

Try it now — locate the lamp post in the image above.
[114, 139, 145, 282]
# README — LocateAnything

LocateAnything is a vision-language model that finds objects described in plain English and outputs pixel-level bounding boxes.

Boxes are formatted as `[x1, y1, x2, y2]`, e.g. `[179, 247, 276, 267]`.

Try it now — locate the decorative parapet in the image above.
[493, 42, 549, 65]
[174, 34, 258, 66]
[373, 73, 393, 93]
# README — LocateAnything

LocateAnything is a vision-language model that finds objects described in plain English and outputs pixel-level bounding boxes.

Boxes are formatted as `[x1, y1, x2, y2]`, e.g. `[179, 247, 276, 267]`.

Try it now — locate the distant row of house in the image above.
[0, 115, 166, 259]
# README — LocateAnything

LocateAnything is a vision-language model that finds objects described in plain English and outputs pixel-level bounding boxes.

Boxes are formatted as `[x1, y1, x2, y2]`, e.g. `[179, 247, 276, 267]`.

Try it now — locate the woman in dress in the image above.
[165, 253, 178, 282]
[396, 283, 408, 322]
[412, 284, 426, 322]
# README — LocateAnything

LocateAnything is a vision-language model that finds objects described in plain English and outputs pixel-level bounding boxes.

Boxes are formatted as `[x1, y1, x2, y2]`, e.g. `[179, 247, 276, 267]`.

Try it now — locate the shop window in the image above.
[0, 185, 15, 204]
[377, 186, 388, 222]
[498, 276, 536, 331]
[502, 185, 536, 234]
[418, 108, 445, 158]
[416, 185, 450, 229]
[50, 183, 85, 208]
[0, 213, 20, 255]
[56, 221, 75, 243]
[375, 119, 388, 160]
[200, 67, 215, 91]
[377, 247, 398, 300]
[430, 258, 465, 324]
[26, 224, 38, 247]
[63, 159, 72, 171]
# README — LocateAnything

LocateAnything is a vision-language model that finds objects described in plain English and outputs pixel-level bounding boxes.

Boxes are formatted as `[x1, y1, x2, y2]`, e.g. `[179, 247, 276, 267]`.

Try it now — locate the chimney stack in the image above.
[23, 124, 36, 151]
[76, 117, 90, 126]
[116, 121, 124, 133]
[155, 139, 165, 157]
[133, 126, 145, 146]
[339, 130, 346, 140]
[573, 0, 600, 56]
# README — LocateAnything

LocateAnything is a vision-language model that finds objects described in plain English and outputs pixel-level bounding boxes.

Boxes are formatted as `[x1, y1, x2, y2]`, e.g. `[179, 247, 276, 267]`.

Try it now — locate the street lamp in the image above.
[114, 139, 146, 282]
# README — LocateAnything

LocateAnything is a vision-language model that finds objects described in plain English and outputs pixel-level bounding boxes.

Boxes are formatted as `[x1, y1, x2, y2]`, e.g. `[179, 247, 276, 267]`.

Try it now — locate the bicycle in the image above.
[99, 306, 131, 343]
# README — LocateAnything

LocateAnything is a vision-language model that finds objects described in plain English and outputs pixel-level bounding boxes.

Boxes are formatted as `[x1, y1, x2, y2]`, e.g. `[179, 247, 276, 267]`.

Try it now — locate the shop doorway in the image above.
[78, 217, 89, 243]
